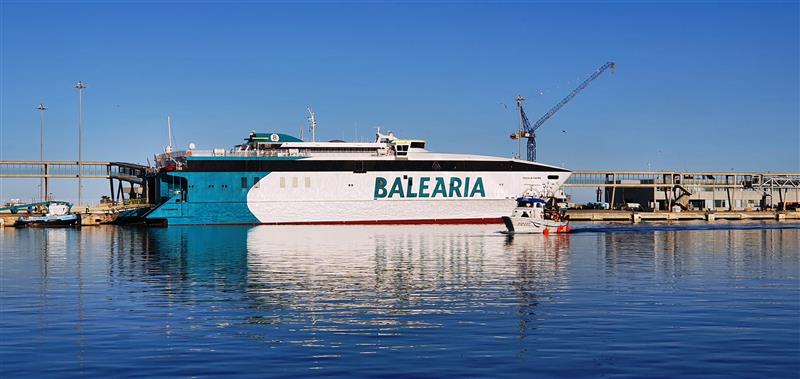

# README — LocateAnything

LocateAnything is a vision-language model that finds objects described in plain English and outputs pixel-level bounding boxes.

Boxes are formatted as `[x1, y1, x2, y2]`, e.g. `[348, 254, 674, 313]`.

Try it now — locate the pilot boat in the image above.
[502, 196, 569, 234]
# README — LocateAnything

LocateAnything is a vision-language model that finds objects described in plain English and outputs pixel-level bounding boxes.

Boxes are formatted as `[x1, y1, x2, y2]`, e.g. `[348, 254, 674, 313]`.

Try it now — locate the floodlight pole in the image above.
[74, 81, 86, 207]
[36, 103, 48, 201]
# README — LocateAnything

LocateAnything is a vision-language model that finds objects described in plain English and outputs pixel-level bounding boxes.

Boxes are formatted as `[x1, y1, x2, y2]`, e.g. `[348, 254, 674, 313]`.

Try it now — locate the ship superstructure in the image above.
[146, 130, 571, 225]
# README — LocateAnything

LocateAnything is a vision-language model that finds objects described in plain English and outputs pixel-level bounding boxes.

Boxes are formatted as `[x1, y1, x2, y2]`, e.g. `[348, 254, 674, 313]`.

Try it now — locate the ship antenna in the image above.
[307, 106, 317, 142]
[166, 115, 174, 154]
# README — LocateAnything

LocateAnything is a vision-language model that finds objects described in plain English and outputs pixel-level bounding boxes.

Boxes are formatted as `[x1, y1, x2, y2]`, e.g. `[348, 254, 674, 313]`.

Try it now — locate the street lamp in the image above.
[36, 103, 47, 201]
[74, 81, 86, 207]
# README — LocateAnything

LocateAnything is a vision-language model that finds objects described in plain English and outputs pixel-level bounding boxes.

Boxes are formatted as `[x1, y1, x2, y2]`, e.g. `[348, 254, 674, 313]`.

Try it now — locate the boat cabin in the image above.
[513, 197, 546, 218]
[393, 139, 427, 157]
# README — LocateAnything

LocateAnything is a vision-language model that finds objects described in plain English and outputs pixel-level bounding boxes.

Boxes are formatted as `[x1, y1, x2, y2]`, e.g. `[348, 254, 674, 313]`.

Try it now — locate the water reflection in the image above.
[3, 224, 797, 377]
[242, 226, 570, 335]
[600, 227, 799, 281]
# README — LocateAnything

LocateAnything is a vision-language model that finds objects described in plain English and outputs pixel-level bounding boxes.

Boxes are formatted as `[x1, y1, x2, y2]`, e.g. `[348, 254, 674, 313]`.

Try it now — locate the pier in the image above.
[0, 161, 150, 226]
[565, 210, 799, 222]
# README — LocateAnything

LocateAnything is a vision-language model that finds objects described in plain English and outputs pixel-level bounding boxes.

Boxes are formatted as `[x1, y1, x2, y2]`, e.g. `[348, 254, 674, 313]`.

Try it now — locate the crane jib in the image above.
[513, 61, 616, 162]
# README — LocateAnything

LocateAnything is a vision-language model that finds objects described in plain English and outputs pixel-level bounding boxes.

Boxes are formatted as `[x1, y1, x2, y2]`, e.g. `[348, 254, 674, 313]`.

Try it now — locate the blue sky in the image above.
[1, 1, 798, 203]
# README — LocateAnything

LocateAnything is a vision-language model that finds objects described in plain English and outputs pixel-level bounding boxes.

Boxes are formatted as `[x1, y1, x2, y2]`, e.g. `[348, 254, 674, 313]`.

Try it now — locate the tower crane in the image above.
[511, 61, 616, 161]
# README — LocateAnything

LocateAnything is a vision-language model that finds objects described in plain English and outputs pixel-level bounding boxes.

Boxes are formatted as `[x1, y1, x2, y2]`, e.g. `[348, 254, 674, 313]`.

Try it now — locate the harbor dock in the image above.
[565, 210, 799, 223]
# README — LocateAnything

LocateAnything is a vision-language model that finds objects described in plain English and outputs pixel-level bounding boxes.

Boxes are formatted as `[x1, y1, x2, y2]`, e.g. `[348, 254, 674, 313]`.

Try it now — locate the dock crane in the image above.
[511, 61, 616, 161]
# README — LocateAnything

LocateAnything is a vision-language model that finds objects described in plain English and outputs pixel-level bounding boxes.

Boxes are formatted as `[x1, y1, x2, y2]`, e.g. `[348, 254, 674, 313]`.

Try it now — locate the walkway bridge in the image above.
[0, 161, 150, 204]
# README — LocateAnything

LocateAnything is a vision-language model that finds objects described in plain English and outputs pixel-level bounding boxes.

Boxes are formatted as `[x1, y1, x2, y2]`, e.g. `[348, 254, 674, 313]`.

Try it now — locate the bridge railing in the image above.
[565, 171, 800, 189]
[0, 161, 145, 180]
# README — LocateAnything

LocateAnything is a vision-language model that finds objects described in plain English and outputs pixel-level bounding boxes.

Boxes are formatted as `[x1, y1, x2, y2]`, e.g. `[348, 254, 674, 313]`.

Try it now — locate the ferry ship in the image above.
[144, 130, 570, 225]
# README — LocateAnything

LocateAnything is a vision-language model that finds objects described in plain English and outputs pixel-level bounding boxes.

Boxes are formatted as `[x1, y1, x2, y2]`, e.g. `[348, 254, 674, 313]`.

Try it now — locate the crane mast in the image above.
[512, 61, 616, 161]
[307, 106, 317, 142]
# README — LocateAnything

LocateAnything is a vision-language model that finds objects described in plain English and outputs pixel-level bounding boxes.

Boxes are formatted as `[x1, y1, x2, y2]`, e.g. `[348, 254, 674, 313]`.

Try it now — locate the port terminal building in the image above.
[564, 172, 800, 211]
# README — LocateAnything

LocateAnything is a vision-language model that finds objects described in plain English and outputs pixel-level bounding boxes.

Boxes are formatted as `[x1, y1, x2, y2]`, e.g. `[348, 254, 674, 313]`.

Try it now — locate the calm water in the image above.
[1, 223, 799, 378]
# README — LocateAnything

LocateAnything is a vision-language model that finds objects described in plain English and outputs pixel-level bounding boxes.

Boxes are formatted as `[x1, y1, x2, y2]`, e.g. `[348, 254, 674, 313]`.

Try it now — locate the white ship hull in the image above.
[246, 170, 568, 224]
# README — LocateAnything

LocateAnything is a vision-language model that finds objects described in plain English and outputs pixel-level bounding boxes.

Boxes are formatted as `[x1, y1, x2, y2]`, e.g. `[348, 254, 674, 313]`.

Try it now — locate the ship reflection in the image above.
[503, 233, 570, 340]
[124, 225, 571, 341]
[244, 225, 570, 336]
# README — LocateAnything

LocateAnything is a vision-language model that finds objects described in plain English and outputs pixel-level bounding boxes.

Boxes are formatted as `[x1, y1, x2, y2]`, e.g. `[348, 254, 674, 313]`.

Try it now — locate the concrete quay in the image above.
[566, 210, 799, 223]
[1, 204, 149, 227]
[0, 212, 117, 227]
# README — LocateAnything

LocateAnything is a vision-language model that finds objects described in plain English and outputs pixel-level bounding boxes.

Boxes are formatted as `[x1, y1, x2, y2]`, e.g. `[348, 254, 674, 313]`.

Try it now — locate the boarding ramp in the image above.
[0, 160, 151, 205]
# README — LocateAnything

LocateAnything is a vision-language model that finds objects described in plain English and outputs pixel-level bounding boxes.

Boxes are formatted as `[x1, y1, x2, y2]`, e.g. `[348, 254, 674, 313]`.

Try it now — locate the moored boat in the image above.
[14, 202, 80, 228]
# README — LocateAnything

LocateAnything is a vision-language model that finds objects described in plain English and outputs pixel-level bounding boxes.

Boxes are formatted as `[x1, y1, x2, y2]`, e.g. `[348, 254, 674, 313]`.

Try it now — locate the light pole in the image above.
[36, 103, 47, 201]
[74, 81, 86, 207]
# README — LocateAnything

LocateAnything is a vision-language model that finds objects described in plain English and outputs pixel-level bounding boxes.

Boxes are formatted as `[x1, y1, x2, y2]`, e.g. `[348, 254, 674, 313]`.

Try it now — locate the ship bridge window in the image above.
[548, 175, 559, 180]
[410, 142, 425, 149]
[396, 144, 409, 156]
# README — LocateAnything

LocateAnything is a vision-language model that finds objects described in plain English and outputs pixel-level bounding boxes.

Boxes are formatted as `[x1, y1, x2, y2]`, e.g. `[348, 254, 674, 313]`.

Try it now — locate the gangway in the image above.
[0, 160, 150, 204]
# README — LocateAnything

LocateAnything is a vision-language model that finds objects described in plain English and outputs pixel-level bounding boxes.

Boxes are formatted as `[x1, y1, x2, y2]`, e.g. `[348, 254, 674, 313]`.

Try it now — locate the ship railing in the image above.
[159, 150, 311, 159]
[225, 150, 310, 158]
[122, 198, 148, 206]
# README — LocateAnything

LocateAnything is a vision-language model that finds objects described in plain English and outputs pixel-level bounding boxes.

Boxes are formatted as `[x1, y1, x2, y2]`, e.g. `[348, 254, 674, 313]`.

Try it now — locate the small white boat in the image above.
[502, 196, 570, 234]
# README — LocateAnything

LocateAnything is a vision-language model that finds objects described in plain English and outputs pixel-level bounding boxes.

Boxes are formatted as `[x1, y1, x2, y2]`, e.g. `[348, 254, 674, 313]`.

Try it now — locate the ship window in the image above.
[292, 177, 298, 188]
[305, 177, 311, 188]
[241, 177, 248, 189]
[396, 144, 409, 156]
[548, 175, 559, 180]
[280, 177, 285, 188]
[253, 177, 260, 188]
[410, 142, 425, 149]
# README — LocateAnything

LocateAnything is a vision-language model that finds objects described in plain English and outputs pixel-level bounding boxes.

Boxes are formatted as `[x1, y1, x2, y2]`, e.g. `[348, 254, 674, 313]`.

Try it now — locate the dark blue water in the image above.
[2, 223, 799, 378]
